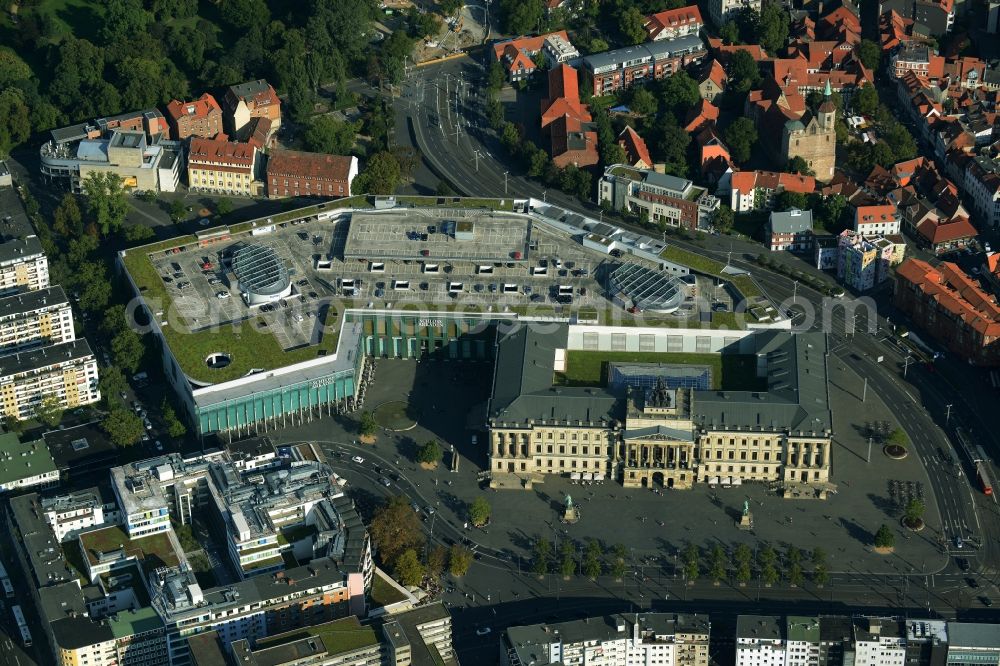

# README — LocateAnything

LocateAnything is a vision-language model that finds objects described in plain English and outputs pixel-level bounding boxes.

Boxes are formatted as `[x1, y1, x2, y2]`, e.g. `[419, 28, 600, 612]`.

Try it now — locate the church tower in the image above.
[817, 79, 836, 132]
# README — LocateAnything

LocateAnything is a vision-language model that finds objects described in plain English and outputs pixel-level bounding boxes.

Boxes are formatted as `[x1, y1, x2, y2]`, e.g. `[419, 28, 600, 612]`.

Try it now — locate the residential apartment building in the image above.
[963, 155, 1000, 228]
[737, 616, 786, 666]
[488, 326, 833, 498]
[785, 617, 821, 666]
[223, 80, 282, 137]
[228, 604, 457, 666]
[894, 259, 1000, 365]
[187, 137, 261, 197]
[503, 613, 711, 666]
[541, 65, 599, 168]
[727, 170, 816, 212]
[165, 93, 223, 141]
[0, 432, 58, 493]
[266, 150, 359, 199]
[837, 230, 900, 291]
[0, 235, 48, 296]
[707, 0, 761, 27]
[854, 617, 906, 666]
[768, 209, 815, 251]
[0, 339, 100, 423]
[0, 286, 73, 355]
[38, 487, 114, 541]
[52, 607, 168, 666]
[583, 35, 707, 96]
[854, 204, 901, 235]
[491, 31, 574, 81]
[40, 110, 182, 193]
[644, 5, 704, 41]
[599, 166, 720, 231]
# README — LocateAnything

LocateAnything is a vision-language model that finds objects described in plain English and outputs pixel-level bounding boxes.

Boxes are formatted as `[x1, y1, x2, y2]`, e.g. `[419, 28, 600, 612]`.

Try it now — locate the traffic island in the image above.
[902, 517, 925, 531]
[884, 445, 908, 459]
[874, 546, 895, 555]
[374, 400, 420, 431]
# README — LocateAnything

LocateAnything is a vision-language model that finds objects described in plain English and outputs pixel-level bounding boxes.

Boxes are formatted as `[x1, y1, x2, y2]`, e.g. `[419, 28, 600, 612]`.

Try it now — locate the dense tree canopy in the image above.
[500, 0, 544, 34]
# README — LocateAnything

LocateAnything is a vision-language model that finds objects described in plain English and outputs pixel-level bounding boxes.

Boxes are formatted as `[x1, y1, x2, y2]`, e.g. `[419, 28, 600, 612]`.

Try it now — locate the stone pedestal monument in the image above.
[738, 499, 754, 530]
[562, 495, 580, 524]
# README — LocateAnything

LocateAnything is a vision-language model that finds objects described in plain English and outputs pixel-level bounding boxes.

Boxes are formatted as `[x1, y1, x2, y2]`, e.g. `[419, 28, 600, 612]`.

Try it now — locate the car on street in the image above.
[957, 557, 971, 571]
[967, 577, 979, 588]
[351, 455, 364, 464]
[216, 291, 230, 299]
[155, 441, 163, 451]
[955, 536, 964, 549]
[426, 506, 435, 515]
[475, 627, 492, 636]
[412, 502, 421, 513]
[380, 478, 391, 487]
[982, 596, 993, 607]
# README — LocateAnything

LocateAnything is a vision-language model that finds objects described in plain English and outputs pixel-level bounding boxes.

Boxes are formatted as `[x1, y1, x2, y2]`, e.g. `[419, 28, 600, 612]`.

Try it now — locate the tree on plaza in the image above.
[610, 543, 627, 579]
[583, 540, 602, 578]
[102, 408, 145, 447]
[709, 544, 727, 584]
[723, 118, 758, 164]
[785, 546, 803, 586]
[856, 40, 881, 72]
[532, 538, 552, 575]
[370, 496, 425, 568]
[359, 411, 378, 438]
[426, 545, 448, 580]
[354, 151, 401, 196]
[734, 544, 753, 584]
[394, 549, 425, 587]
[786, 156, 814, 177]
[903, 499, 925, 527]
[813, 562, 829, 586]
[169, 199, 187, 224]
[468, 496, 492, 527]
[560, 539, 577, 577]
[619, 6, 648, 45]
[683, 543, 700, 581]
[53, 194, 84, 238]
[216, 198, 233, 217]
[758, 545, 778, 585]
[448, 544, 474, 576]
[874, 524, 896, 549]
[83, 172, 130, 237]
[35, 394, 65, 428]
[887, 427, 909, 450]
[418, 440, 443, 465]
[853, 85, 879, 117]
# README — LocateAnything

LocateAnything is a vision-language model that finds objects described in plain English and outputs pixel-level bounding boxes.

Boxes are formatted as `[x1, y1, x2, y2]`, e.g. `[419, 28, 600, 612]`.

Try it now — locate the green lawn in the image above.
[660, 246, 763, 300]
[259, 616, 378, 653]
[555, 351, 763, 390]
[78, 525, 180, 571]
[370, 572, 408, 607]
[277, 524, 318, 546]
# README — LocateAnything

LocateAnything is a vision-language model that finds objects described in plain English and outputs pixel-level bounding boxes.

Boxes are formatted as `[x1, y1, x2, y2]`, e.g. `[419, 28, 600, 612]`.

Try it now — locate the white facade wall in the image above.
[737, 639, 787, 666]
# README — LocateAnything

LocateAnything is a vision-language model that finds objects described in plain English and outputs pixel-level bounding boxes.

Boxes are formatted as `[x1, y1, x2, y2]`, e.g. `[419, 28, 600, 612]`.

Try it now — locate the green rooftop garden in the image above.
[555, 351, 764, 390]
[259, 616, 379, 654]
[242, 554, 284, 571]
[370, 571, 408, 607]
[660, 245, 763, 302]
[277, 524, 318, 546]
[78, 525, 180, 572]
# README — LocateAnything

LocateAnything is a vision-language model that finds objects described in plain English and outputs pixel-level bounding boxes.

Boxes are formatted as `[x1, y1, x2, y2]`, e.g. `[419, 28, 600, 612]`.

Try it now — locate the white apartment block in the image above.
[854, 205, 901, 236]
[40, 489, 111, 541]
[0, 286, 74, 355]
[707, 0, 760, 26]
[737, 616, 786, 666]
[853, 617, 906, 666]
[785, 617, 820, 666]
[0, 339, 100, 422]
[0, 235, 49, 297]
[963, 156, 1000, 229]
[505, 613, 711, 666]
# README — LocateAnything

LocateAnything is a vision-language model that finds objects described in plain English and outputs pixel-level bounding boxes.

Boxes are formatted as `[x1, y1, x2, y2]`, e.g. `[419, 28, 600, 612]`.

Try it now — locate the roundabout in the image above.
[373, 400, 421, 431]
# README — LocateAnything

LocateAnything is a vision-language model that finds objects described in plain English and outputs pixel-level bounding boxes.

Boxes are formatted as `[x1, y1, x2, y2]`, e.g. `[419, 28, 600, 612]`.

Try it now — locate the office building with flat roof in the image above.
[946, 622, 1000, 666]
[0, 431, 58, 492]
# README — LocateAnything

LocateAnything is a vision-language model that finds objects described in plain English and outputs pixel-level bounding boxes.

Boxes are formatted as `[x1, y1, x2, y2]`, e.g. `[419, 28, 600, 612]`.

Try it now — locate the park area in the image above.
[554, 351, 762, 390]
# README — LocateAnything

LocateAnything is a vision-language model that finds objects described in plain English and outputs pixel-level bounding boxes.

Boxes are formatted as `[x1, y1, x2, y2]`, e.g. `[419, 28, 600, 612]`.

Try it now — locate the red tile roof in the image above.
[188, 137, 256, 166]
[683, 98, 719, 133]
[916, 215, 978, 245]
[644, 5, 703, 40]
[700, 59, 727, 88]
[165, 93, 221, 124]
[855, 204, 898, 225]
[618, 126, 653, 168]
[267, 149, 355, 182]
[897, 259, 1000, 336]
[491, 30, 570, 63]
[730, 170, 816, 195]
